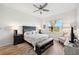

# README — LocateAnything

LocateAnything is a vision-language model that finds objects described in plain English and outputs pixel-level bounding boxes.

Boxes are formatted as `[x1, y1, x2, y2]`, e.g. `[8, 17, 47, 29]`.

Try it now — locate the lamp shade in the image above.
[12, 26, 19, 30]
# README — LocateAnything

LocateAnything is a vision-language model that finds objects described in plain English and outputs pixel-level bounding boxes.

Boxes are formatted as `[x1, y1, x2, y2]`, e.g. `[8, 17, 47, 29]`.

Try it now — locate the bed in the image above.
[23, 26, 53, 55]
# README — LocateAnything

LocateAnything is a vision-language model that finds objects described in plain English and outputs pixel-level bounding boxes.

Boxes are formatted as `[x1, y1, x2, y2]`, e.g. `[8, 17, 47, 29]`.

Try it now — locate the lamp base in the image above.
[14, 30, 17, 36]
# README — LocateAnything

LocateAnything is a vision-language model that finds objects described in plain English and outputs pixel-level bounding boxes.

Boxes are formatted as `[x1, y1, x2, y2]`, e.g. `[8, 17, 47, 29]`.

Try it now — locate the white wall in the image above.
[0, 4, 39, 26]
[0, 26, 13, 46]
[77, 4, 79, 28]
[76, 4, 79, 39]
[0, 4, 39, 46]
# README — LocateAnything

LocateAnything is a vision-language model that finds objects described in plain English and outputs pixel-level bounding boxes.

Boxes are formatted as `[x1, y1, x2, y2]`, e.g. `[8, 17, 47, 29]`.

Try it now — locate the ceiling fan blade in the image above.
[33, 4, 39, 9]
[41, 3, 48, 8]
[40, 5, 42, 9]
[43, 9, 49, 11]
[33, 9, 39, 12]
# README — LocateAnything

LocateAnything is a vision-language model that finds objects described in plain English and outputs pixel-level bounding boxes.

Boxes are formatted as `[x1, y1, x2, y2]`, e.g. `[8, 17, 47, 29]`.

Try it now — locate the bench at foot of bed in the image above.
[35, 38, 54, 55]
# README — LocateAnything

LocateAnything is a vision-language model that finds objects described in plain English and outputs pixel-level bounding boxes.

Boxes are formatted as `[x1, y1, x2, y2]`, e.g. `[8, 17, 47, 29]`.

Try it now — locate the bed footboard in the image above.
[35, 40, 53, 55]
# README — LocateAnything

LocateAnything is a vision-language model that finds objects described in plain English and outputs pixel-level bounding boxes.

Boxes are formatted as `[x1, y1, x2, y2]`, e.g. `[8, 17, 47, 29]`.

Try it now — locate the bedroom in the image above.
[0, 3, 79, 55]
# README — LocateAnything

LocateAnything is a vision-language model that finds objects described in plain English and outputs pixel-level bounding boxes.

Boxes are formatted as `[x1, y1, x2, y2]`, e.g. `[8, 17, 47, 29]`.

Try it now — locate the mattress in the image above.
[24, 33, 49, 50]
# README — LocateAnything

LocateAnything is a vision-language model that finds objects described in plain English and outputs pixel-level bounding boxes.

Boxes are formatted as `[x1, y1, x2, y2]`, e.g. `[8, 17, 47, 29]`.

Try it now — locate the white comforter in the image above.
[24, 33, 49, 50]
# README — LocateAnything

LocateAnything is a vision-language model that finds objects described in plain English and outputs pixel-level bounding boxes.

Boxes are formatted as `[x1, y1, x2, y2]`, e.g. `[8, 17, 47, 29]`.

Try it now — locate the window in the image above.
[55, 19, 61, 27]
[48, 22, 53, 32]
[48, 19, 62, 32]
[54, 19, 62, 32]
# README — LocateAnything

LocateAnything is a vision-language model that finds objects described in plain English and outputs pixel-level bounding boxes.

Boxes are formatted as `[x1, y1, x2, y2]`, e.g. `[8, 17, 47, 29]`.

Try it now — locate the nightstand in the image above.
[14, 34, 24, 45]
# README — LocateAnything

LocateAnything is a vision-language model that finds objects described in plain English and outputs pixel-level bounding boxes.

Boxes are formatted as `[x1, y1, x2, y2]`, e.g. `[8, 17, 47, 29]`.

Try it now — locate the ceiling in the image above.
[1, 3, 78, 18]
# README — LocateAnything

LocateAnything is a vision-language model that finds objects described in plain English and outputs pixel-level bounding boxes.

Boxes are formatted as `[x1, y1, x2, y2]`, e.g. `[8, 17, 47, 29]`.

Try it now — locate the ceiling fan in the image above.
[33, 3, 49, 14]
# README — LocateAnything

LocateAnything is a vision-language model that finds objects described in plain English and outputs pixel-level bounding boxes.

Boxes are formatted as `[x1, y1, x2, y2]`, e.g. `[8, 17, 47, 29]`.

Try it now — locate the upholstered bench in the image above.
[35, 38, 54, 55]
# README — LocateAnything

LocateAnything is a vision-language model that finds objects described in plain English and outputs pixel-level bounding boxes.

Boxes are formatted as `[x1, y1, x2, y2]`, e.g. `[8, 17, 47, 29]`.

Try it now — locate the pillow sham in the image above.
[25, 31, 32, 35]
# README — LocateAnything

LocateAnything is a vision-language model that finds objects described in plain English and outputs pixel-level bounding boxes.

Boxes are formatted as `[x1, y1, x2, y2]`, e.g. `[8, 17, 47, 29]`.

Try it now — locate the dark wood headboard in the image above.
[22, 26, 36, 35]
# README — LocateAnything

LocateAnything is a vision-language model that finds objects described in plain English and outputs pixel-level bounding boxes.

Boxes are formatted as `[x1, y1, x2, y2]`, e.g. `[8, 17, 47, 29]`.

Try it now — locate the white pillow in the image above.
[25, 31, 32, 35]
[31, 31, 38, 34]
